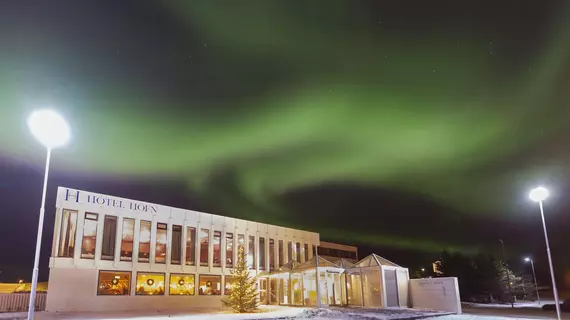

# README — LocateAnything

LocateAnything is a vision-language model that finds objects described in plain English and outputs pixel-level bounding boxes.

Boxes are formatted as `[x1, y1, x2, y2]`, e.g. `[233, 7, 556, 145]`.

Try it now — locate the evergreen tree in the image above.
[223, 245, 259, 313]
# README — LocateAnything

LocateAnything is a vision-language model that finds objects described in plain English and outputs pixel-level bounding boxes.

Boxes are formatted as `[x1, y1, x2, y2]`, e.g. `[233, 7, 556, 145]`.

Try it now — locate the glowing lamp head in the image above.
[27, 109, 70, 149]
[524, 257, 530, 262]
[529, 187, 549, 202]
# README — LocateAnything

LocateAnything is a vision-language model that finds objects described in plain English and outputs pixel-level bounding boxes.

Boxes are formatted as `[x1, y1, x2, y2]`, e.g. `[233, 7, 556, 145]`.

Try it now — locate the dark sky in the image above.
[1, 0, 570, 284]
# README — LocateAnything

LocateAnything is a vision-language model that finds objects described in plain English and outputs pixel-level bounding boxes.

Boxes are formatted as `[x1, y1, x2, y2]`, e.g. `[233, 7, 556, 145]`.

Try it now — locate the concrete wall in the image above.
[409, 277, 461, 314]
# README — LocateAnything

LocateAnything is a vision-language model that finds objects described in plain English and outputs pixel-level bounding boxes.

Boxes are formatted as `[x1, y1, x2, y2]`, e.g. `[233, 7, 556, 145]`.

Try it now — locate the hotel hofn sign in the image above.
[62, 188, 159, 213]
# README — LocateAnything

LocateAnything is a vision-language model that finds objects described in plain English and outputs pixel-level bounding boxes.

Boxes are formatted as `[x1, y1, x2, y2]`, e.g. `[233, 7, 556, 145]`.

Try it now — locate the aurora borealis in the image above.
[2, 0, 570, 278]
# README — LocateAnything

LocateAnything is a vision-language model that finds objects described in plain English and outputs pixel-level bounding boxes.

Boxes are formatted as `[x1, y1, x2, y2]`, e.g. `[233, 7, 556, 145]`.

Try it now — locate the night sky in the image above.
[1, 1, 570, 284]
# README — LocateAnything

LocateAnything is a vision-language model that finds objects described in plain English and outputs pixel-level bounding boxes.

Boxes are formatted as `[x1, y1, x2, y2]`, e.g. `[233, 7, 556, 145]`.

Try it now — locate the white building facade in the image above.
[46, 187, 319, 312]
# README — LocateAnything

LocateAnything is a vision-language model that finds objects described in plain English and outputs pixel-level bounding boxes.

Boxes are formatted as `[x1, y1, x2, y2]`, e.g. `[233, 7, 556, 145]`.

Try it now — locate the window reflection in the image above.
[247, 236, 255, 270]
[136, 272, 165, 295]
[155, 223, 167, 264]
[97, 271, 130, 295]
[186, 227, 196, 265]
[304, 243, 309, 262]
[226, 233, 234, 268]
[224, 276, 237, 295]
[199, 275, 221, 295]
[269, 239, 275, 270]
[296, 243, 301, 262]
[101, 215, 117, 260]
[169, 274, 195, 295]
[259, 237, 266, 270]
[58, 209, 77, 258]
[120, 218, 134, 261]
[138, 221, 151, 262]
[278, 240, 284, 267]
[200, 229, 209, 266]
[213, 231, 221, 267]
[171, 225, 182, 264]
[81, 213, 98, 259]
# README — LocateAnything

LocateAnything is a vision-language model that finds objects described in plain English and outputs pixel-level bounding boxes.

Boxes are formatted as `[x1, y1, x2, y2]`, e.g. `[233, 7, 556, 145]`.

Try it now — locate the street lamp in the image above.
[529, 186, 561, 320]
[524, 257, 540, 305]
[27, 109, 70, 320]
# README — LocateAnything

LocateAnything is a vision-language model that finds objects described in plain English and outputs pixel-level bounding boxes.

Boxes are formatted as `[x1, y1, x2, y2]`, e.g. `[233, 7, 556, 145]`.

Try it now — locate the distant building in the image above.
[433, 260, 443, 275]
[316, 241, 358, 262]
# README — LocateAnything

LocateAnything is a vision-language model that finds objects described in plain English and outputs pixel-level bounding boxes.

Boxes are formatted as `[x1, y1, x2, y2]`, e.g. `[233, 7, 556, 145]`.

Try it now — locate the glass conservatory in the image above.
[257, 253, 409, 308]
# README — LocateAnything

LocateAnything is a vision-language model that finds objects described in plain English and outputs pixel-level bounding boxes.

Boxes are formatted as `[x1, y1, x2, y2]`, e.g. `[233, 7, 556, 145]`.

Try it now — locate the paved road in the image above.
[436, 305, 569, 320]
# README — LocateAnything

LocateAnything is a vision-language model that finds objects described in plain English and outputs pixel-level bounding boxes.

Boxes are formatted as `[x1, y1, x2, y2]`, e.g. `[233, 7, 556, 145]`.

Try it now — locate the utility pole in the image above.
[499, 239, 514, 308]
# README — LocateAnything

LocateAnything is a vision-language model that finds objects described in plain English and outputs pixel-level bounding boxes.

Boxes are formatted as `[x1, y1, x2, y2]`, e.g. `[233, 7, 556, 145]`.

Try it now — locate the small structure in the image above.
[258, 253, 409, 308]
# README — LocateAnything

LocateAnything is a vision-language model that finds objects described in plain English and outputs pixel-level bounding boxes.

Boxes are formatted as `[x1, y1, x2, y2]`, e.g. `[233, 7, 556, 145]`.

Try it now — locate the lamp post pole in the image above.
[528, 259, 540, 305]
[538, 200, 561, 320]
[27, 149, 52, 320]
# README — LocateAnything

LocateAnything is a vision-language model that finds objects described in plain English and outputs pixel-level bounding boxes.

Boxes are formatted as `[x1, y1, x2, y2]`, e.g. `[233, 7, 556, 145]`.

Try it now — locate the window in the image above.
[225, 233, 234, 268]
[58, 209, 77, 257]
[304, 243, 309, 262]
[199, 275, 221, 295]
[101, 215, 117, 260]
[278, 240, 284, 267]
[186, 227, 196, 265]
[120, 218, 134, 261]
[213, 231, 221, 267]
[138, 220, 151, 262]
[171, 225, 182, 264]
[200, 229, 209, 266]
[287, 241, 293, 263]
[247, 235, 255, 270]
[238, 234, 245, 251]
[259, 237, 266, 270]
[81, 213, 98, 259]
[169, 274, 195, 295]
[136, 272, 165, 295]
[269, 239, 275, 271]
[224, 276, 237, 295]
[296, 243, 301, 262]
[97, 271, 130, 295]
[155, 223, 167, 264]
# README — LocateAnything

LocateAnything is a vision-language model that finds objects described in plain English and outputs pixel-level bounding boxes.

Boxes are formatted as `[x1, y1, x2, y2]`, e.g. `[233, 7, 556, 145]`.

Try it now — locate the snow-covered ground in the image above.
[264, 307, 447, 319]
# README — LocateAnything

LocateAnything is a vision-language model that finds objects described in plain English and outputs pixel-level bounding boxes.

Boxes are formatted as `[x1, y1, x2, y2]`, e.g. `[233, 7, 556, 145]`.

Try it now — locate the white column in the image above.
[181, 222, 188, 266]
[166, 219, 173, 267]
[149, 217, 157, 264]
[94, 214, 105, 264]
[114, 216, 123, 266]
[132, 218, 141, 267]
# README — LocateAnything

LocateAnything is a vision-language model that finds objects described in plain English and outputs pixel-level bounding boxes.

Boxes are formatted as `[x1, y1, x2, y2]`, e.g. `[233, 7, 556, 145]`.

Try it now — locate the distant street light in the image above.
[529, 187, 561, 320]
[524, 257, 540, 305]
[421, 268, 425, 272]
[27, 109, 70, 320]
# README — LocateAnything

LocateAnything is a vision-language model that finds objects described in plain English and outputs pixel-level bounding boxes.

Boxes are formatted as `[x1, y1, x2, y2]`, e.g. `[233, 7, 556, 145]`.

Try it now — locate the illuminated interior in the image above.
[97, 271, 131, 295]
[169, 274, 195, 295]
[136, 273, 165, 295]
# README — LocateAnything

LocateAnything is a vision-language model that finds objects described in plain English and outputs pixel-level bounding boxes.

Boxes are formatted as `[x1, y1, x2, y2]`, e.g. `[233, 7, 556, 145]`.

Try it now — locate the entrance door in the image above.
[259, 278, 268, 304]
[269, 278, 278, 304]
[326, 272, 341, 305]
[384, 269, 399, 307]
[333, 273, 342, 305]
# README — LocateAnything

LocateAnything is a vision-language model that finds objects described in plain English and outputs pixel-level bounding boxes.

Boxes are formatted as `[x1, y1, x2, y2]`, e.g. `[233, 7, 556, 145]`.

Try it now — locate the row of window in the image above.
[317, 247, 358, 260]
[97, 271, 240, 296]
[59, 209, 311, 269]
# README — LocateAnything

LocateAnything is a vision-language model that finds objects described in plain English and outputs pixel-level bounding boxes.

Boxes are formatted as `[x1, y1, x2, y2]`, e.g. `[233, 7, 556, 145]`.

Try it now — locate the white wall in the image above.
[409, 277, 461, 314]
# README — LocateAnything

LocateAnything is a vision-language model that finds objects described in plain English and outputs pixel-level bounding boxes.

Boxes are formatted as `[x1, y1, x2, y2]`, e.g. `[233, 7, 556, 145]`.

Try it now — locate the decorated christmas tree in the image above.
[223, 245, 259, 313]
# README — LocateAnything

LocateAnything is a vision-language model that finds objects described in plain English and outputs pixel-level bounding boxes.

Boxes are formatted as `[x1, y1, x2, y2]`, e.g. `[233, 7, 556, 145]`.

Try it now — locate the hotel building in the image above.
[46, 187, 409, 312]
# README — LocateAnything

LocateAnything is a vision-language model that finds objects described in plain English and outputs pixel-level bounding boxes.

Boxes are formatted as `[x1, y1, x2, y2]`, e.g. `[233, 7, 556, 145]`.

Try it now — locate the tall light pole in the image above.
[27, 110, 70, 320]
[529, 186, 561, 320]
[524, 257, 540, 305]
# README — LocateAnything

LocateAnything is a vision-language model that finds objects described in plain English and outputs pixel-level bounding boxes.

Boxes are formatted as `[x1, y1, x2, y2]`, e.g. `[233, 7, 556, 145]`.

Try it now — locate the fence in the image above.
[0, 293, 47, 312]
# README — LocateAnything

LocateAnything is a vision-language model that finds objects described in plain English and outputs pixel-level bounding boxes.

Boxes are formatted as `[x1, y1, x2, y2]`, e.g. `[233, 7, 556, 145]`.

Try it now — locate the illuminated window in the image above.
[278, 240, 284, 267]
[136, 272, 165, 295]
[288, 241, 293, 263]
[238, 234, 245, 251]
[120, 218, 134, 261]
[247, 235, 255, 270]
[226, 233, 234, 268]
[169, 274, 195, 295]
[200, 229, 209, 266]
[185, 227, 196, 265]
[198, 275, 221, 295]
[81, 213, 98, 259]
[224, 276, 237, 295]
[259, 237, 266, 270]
[138, 220, 151, 262]
[58, 209, 77, 257]
[269, 239, 275, 270]
[171, 225, 182, 264]
[304, 243, 309, 262]
[296, 243, 301, 262]
[97, 271, 130, 295]
[155, 223, 167, 264]
[213, 231, 221, 267]
[101, 215, 117, 260]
